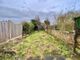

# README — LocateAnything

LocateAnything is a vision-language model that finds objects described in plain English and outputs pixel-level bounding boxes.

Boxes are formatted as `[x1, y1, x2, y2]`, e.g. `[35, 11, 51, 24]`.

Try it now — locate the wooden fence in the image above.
[0, 20, 22, 43]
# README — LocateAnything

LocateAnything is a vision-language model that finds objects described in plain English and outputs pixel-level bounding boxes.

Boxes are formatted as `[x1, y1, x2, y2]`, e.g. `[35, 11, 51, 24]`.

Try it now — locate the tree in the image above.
[35, 16, 43, 30]
[44, 18, 50, 32]
[31, 19, 37, 25]
[31, 16, 43, 31]
[22, 22, 30, 35]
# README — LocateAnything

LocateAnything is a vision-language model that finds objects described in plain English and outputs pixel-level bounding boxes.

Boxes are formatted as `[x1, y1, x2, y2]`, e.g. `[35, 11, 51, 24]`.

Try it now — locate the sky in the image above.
[0, 0, 80, 22]
[0, 0, 80, 12]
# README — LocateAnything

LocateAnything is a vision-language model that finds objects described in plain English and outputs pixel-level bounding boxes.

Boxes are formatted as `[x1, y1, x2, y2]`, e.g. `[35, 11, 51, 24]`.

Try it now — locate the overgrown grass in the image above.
[14, 31, 71, 59]
[0, 31, 72, 60]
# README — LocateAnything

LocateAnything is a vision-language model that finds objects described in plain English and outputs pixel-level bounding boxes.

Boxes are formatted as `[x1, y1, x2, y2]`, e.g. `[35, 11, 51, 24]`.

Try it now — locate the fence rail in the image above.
[0, 20, 22, 43]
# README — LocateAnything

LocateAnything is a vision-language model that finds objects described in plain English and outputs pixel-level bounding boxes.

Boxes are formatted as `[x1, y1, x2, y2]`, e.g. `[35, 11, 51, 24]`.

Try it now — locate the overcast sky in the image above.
[0, 0, 80, 12]
[0, 0, 80, 23]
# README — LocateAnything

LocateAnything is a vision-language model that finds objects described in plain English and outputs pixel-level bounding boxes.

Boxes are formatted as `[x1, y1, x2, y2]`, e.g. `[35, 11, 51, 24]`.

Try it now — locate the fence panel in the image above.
[0, 21, 22, 43]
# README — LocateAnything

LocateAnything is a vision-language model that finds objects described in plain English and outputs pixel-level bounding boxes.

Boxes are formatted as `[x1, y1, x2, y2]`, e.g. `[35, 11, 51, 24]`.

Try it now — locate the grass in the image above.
[14, 31, 71, 59]
[0, 31, 72, 60]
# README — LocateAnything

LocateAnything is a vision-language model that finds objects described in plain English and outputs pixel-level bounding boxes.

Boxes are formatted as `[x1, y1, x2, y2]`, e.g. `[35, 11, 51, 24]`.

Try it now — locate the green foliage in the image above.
[1, 31, 70, 60]
[44, 19, 50, 25]
[22, 22, 30, 34]
[14, 31, 71, 58]
[28, 22, 35, 33]
[31, 19, 37, 25]
[31, 19, 44, 31]
[0, 31, 74, 60]
[22, 21, 35, 35]
[74, 17, 80, 29]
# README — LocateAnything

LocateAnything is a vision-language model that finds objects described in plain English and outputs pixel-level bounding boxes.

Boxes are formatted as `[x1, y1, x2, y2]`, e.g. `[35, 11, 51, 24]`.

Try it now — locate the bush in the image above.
[22, 19, 44, 35]
[31, 19, 37, 25]
[22, 21, 35, 35]
[28, 22, 35, 33]
[22, 22, 30, 35]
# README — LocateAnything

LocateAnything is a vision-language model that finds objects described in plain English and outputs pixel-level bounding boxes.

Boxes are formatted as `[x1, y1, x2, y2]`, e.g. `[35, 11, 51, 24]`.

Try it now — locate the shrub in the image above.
[31, 19, 37, 26]
[22, 21, 35, 35]
[28, 22, 35, 33]
[22, 22, 30, 35]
